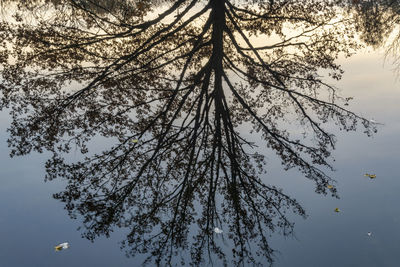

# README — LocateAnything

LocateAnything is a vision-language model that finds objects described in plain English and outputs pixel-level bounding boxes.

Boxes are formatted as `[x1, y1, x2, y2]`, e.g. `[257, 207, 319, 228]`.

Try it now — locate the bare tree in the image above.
[0, 0, 377, 266]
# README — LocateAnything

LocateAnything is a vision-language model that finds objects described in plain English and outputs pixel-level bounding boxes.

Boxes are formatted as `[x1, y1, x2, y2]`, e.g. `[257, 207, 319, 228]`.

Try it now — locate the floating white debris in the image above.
[367, 232, 372, 236]
[54, 242, 69, 251]
[369, 119, 384, 125]
[214, 227, 223, 234]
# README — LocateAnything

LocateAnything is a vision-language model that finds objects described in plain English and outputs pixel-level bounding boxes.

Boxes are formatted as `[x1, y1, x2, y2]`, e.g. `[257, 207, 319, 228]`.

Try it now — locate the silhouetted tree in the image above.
[0, 0, 377, 266]
[348, 0, 400, 75]
[350, 0, 399, 47]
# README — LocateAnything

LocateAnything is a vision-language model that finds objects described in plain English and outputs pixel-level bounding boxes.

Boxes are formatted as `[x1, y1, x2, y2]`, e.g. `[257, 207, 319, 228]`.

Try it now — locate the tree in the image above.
[349, 0, 400, 74]
[0, 0, 377, 265]
[350, 0, 398, 47]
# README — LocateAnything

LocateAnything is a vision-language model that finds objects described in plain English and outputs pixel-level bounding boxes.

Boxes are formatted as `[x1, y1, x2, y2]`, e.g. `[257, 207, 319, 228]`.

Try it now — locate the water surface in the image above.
[1, 1, 400, 266]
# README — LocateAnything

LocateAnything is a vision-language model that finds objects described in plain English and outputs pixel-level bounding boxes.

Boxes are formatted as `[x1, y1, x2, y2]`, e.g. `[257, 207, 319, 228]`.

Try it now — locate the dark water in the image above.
[1, 1, 400, 267]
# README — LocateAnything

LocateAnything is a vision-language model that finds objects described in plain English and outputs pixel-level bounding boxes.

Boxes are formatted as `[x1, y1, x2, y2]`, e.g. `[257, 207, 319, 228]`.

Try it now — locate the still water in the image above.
[1, 1, 400, 267]
[1, 48, 399, 267]
[269, 49, 400, 267]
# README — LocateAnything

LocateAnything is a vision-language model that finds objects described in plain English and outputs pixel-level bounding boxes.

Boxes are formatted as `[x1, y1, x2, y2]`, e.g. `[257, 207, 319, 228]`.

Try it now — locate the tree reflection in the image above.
[350, 0, 400, 72]
[0, 1, 378, 266]
[350, 0, 398, 46]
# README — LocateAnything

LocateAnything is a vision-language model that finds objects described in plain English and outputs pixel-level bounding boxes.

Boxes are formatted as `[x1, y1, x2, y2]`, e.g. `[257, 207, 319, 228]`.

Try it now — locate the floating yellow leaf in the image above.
[131, 139, 139, 143]
[327, 185, 333, 189]
[364, 173, 376, 179]
[54, 242, 69, 251]
[334, 208, 340, 212]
